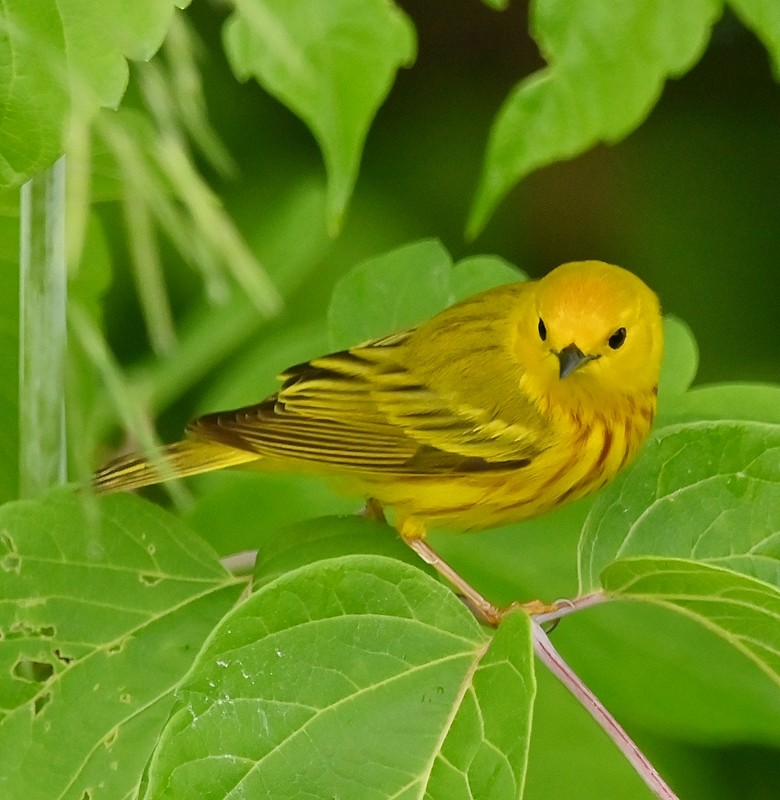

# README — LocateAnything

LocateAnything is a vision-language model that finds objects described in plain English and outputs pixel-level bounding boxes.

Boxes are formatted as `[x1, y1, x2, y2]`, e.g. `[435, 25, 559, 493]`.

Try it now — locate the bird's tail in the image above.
[92, 439, 259, 494]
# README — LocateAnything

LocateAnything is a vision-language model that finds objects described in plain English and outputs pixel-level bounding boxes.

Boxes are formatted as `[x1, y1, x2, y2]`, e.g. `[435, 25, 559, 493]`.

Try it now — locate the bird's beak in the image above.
[556, 343, 593, 380]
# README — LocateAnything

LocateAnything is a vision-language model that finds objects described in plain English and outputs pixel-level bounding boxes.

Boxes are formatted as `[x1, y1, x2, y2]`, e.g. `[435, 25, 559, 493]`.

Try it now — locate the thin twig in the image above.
[531, 622, 680, 800]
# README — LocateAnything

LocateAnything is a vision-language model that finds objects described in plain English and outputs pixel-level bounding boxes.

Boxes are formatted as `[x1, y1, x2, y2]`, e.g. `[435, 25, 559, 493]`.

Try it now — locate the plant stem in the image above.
[220, 550, 258, 576]
[19, 158, 68, 498]
[532, 591, 608, 625]
[531, 622, 680, 800]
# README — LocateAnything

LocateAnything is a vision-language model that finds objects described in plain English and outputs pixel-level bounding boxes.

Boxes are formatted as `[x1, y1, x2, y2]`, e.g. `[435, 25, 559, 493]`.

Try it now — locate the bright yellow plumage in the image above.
[94, 260, 663, 537]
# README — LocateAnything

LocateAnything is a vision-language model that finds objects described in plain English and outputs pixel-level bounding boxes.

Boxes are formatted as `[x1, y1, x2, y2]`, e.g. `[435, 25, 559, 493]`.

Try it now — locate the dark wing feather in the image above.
[189, 288, 550, 475]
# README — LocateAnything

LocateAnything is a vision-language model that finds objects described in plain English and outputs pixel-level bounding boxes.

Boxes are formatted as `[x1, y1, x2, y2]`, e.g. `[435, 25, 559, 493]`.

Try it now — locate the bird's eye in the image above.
[608, 327, 627, 349]
[538, 318, 547, 341]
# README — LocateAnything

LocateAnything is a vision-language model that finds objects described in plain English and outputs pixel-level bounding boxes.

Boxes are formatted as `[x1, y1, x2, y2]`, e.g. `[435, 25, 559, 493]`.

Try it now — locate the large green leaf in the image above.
[186, 472, 355, 557]
[571, 416, 780, 738]
[451, 254, 524, 301]
[0, 0, 190, 187]
[554, 599, 780, 745]
[141, 556, 535, 800]
[223, 0, 416, 230]
[658, 383, 780, 427]
[578, 420, 780, 592]
[468, 0, 721, 235]
[327, 240, 527, 350]
[602, 558, 780, 689]
[250, 515, 420, 586]
[328, 238, 453, 348]
[525, 659, 654, 799]
[0, 490, 243, 800]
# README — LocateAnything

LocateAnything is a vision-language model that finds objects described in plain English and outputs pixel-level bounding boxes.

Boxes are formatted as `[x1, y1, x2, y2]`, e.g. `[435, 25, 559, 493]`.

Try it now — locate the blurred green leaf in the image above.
[468, 0, 721, 235]
[603, 557, 780, 688]
[240, 177, 331, 299]
[68, 213, 113, 327]
[658, 315, 699, 403]
[66, 214, 116, 484]
[728, 0, 780, 78]
[0, 489, 243, 800]
[451, 254, 525, 301]
[327, 241, 530, 351]
[658, 383, 780, 426]
[578, 420, 780, 592]
[186, 472, 356, 557]
[250, 514, 422, 586]
[328, 238, 453, 348]
[223, 0, 416, 230]
[193, 319, 329, 416]
[525, 660, 652, 799]
[0, 0, 191, 187]
[481, 0, 509, 11]
[141, 555, 535, 800]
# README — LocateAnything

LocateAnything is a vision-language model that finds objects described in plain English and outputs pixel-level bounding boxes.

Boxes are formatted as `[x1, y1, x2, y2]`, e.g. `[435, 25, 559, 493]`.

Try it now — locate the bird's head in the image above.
[515, 261, 664, 412]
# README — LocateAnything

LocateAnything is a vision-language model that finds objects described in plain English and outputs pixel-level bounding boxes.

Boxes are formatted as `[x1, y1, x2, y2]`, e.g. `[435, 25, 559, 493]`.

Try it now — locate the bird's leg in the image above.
[399, 517, 563, 626]
[399, 518, 506, 626]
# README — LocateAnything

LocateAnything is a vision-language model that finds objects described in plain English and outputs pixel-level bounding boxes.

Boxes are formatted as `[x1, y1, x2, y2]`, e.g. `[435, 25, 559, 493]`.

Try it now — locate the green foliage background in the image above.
[1, 2, 779, 799]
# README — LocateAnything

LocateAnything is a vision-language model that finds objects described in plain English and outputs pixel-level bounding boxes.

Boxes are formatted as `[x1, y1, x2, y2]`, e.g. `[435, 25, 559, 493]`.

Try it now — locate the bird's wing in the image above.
[189, 315, 550, 477]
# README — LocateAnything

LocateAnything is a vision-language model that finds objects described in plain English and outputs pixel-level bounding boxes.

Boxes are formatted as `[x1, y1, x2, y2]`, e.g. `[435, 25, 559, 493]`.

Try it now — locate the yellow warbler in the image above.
[95, 260, 662, 558]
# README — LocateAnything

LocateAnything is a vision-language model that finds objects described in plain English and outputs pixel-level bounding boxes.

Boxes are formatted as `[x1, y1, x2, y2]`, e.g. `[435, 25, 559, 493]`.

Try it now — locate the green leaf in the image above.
[468, 0, 721, 235]
[186, 474, 362, 558]
[328, 238, 453, 349]
[451, 255, 525, 302]
[0, 489, 243, 800]
[252, 515, 420, 586]
[602, 557, 780, 688]
[657, 315, 699, 403]
[223, 0, 416, 230]
[525, 656, 653, 798]
[0, 0, 190, 187]
[425, 610, 534, 799]
[192, 318, 330, 417]
[578, 420, 780, 593]
[658, 382, 780, 427]
[327, 242, 529, 352]
[554, 600, 780, 744]
[141, 556, 536, 800]
[728, 0, 780, 78]
[68, 213, 113, 327]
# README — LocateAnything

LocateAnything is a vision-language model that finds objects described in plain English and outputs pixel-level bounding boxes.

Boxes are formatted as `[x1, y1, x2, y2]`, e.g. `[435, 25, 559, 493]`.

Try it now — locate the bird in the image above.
[94, 260, 663, 620]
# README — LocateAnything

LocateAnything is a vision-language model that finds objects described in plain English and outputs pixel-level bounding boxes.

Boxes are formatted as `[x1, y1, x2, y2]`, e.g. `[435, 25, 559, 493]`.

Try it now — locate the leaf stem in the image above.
[19, 157, 68, 497]
[531, 622, 679, 800]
